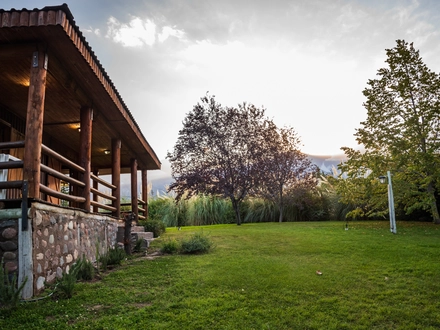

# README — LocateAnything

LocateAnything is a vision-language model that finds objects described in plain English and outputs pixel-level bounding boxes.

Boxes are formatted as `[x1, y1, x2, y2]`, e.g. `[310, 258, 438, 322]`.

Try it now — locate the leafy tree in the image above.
[258, 126, 319, 222]
[341, 40, 440, 223]
[167, 94, 270, 225]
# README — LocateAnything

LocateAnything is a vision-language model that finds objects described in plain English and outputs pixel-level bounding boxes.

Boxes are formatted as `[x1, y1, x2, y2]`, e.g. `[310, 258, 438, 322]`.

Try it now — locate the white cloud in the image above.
[106, 16, 156, 47]
[158, 26, 186, 43]
[105, 16, 186, 47]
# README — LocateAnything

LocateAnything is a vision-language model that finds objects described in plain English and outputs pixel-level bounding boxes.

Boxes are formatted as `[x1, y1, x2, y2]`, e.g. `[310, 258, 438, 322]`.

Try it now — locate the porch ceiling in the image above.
[0, 5, 161, 173]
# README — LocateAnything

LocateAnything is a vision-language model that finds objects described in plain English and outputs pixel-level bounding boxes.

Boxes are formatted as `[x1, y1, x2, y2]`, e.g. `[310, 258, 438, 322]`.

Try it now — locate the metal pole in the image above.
[387, 171, 396, 234]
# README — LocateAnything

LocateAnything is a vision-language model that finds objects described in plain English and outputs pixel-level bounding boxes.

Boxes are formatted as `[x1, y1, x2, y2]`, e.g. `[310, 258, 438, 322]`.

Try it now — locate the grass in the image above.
[1, 221, 440, 329]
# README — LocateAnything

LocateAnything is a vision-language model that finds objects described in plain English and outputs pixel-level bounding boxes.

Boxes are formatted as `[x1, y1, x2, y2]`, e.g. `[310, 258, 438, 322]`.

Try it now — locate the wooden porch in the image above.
[0, 4, 161, 221]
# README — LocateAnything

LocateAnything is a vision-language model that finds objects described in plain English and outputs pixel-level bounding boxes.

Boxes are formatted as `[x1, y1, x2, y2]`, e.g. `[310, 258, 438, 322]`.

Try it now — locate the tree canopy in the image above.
[340, 40, 440, 223]
[167, 94, 318, 225]
[167, 95, 270, 225]
[259, 126, 319, 222]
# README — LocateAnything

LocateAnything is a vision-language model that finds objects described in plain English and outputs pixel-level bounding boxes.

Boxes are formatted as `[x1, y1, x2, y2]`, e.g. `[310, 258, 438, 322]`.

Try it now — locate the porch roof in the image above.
[0, 4, 161, 172]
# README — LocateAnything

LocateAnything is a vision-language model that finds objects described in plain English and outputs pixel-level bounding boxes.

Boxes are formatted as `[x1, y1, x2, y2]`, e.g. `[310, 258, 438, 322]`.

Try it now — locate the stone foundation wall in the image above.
[31, 203, 119, 294]
[0, 219, 18, 275]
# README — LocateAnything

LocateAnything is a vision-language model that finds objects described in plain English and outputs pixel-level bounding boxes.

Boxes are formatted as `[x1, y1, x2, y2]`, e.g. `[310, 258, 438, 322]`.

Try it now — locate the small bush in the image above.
[0, 259, 27, 309]
[75, 255, 95, 281]
[139, 219, 166, 238]
[133, 238, 145, 253]
[99, 246, 126, 269]
[180, 232, 214, 254]
[57, 266, 78, 299]
[160, 239, 180, 254]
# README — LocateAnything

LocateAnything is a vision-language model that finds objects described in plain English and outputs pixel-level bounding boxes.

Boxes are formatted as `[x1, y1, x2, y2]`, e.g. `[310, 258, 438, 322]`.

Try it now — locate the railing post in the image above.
[23, 48, 47, 198]
[141, 169, 148, 220]
[130, 158, 138, 224]
[79, 106, 93, 212]
[92, 168, 99, 213]
[112, 138, 121, 218]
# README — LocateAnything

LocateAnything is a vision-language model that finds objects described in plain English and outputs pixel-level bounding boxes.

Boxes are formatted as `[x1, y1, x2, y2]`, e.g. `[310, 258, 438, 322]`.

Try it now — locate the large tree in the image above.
[341, 40, 440, 223]
[167, 95, 270, 225]
[258, 126, 319, 222]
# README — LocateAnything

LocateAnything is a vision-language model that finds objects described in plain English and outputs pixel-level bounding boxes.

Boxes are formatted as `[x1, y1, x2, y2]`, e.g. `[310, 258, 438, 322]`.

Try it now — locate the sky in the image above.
[4, 0, 440, 178]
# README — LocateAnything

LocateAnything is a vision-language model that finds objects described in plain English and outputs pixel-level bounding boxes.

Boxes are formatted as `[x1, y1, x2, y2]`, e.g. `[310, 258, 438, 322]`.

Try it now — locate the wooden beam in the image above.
[79, 106, 93, 211]
[112, 138, 121, 218]
[130, 158, 138, 223]
[23, 48, 47, 198]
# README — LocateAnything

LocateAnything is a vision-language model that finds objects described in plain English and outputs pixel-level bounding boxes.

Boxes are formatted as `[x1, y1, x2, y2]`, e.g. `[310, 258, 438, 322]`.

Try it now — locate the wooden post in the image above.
[23, 49, 48, 198]
[79, 106, 93, 212]
[112, 139, 121, 218]
[92, 168, 99, 213]
[141, 169, 148, 220]
[124, 213, 133, 255]
[130, 158, 138, 224]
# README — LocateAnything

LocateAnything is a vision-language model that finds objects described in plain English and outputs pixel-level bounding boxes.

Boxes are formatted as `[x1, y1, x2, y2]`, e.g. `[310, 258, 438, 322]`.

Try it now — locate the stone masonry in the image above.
[0, 219, 18, 275]
[31, 203, 119, 293]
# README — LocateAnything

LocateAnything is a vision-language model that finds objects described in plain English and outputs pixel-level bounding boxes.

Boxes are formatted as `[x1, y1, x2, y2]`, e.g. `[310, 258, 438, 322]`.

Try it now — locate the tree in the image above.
[167, 94, 270, 225]
[258, 126, 319, 222]
[341, 40, 440, 223]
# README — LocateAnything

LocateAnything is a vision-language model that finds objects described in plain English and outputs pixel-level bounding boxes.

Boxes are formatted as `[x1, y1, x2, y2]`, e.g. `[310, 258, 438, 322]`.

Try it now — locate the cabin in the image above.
[0, 4, 161, 298]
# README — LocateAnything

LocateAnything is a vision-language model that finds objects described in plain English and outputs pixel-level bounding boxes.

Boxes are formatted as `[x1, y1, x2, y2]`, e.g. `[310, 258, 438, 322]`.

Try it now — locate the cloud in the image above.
[106, 16, 156, 47]
[105, 15, 186, 47]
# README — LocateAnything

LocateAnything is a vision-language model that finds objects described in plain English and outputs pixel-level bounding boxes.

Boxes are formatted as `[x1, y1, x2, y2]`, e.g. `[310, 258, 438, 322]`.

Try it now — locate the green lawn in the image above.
[2, 221, 440, 329]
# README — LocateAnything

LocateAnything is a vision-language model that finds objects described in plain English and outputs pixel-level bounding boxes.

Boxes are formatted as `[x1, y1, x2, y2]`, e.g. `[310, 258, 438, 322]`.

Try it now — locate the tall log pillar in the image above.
[112, 139, 121, 218]
[79, 106, 93, 212]
[141, 169, 148, 220]
[23, 49, 48, 198]
[130, 158, 139, 224]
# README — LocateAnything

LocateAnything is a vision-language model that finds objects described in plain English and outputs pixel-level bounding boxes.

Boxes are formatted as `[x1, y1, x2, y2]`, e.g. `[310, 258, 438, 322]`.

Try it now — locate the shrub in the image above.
[57, 264, 80, 299]
[74, 255, 95, 281]
[0, 259, 27, 309]
[99, 246, 126, 269]
[139, 219, 166, 238]
[160, 239, 180, 254]
[180, 232, 214, 254]
[133, 238, 145, 253]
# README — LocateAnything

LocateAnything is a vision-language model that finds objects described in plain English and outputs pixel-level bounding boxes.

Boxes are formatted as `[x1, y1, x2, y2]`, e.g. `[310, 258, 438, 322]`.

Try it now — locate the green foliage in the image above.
[0, 259, 27, 309]
[341, 40, 440, 223]
[160, 238, 180, 254]
[139, 219, 166, 238]
[57, 267, 77, 299]
[74, 255, 95, 281]
[180, 232, 214, 254]
[186, 194, 235, 225]
[99, 246, 126, 269]
[133, 238, 145, 253]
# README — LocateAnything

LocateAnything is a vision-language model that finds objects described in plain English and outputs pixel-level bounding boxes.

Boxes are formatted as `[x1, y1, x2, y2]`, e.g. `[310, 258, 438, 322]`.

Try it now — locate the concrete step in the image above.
[131, 225, 145, 233]
[131, 231, 154, 249]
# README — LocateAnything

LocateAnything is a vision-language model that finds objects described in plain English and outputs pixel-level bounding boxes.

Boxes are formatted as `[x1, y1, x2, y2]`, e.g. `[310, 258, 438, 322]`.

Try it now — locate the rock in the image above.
[2, 227, 17, 239]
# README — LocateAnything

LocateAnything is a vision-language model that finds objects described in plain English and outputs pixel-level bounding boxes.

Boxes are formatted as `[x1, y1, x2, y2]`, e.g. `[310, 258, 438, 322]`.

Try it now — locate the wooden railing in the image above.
[90, 173, 117, 212]
[0, 141, 148, 220]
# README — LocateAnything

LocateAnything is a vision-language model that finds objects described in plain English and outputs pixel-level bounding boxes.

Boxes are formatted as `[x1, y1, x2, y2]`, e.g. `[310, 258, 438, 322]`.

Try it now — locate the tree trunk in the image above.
[231, 198, 241, 225]
[427, 183, 440, 224]
[279, 205, 284, 223]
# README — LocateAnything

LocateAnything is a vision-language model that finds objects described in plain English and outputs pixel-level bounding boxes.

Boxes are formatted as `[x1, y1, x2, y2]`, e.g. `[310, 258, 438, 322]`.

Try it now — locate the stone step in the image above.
[131, 225, 145, 233]
[131, 231, 154, 249]
[133, 231, 154, 240]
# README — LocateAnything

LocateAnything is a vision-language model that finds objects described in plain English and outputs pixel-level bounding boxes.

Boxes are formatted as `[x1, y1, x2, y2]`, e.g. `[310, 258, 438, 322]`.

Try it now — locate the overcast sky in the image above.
[4, 1, 440, 166]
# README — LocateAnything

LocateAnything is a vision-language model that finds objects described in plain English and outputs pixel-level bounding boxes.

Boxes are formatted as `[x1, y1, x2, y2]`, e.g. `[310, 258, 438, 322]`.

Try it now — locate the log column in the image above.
[112, 138, 121, 218]
[130, 158, 138, 224]
[79, 106, 93, 212]
[23, 49, 48, 198]
[141, 169, 148, 219]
